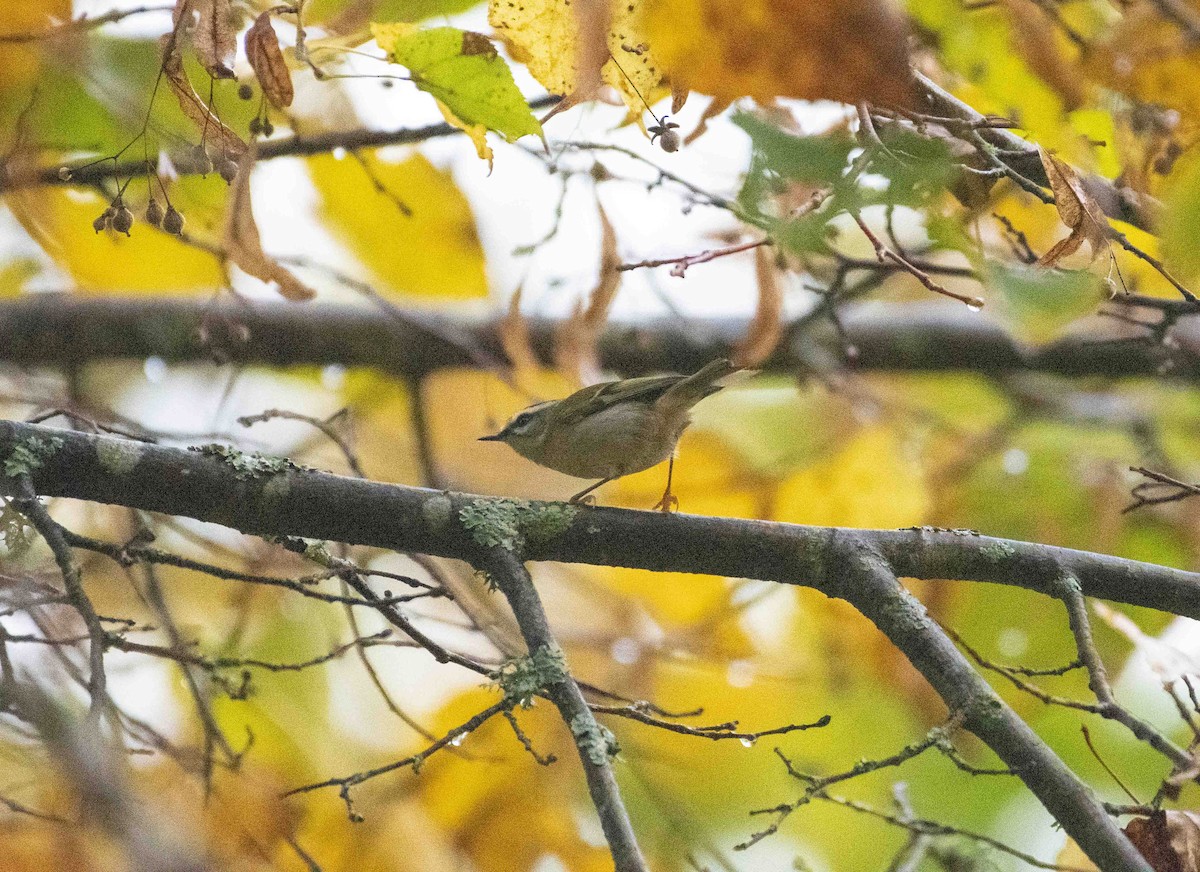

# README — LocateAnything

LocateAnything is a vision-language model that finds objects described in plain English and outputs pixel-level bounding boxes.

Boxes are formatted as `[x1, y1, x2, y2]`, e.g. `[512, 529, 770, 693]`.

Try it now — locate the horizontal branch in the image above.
[0, 419, 1174, 872]
[2, 420, 1197, 621]
[0, 295, 1194, 382]
[0, 97, 559, 193]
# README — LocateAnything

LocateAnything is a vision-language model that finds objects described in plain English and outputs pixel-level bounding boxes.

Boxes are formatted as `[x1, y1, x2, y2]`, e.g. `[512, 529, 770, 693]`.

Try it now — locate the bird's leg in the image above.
[653, 456, 679, 513]
[570, 476, 616, 505]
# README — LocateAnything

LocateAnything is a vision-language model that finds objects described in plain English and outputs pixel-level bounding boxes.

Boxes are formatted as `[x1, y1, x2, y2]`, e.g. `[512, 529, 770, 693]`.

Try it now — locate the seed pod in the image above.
[145, 198, 164, 227]
[162, 205, 185, 236]
[192, 144, 213, 174]
[262, 120, 274, 137]
[248, 117, 263, 136]
[92, 209, 112, 233]
[112, 204, 134, 235]
[218, 158, 239, 184]
[657, 128, 681, 153]
[238, 83, 253, 100]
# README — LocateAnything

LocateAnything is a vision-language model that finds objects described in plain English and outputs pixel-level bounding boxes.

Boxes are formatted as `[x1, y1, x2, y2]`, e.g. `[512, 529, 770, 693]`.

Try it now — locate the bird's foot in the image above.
[653, 493, 679, 513]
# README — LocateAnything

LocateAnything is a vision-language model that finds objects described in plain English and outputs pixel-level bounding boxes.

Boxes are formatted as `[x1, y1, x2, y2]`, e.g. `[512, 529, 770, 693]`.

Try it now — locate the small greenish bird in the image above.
[479, 358, 738, 510]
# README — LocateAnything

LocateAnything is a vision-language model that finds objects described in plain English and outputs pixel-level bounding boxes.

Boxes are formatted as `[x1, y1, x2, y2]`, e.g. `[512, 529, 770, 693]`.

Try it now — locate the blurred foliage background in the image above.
[2, 0, 1200, 869]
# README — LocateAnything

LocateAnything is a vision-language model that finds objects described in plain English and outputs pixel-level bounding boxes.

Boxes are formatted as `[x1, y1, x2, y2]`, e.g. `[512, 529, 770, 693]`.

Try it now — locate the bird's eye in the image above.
[509, 412, 536, 434]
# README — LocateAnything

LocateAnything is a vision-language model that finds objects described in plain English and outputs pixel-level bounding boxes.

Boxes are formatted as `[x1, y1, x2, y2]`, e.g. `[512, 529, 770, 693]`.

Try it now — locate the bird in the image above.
[479, 358, 738, 510]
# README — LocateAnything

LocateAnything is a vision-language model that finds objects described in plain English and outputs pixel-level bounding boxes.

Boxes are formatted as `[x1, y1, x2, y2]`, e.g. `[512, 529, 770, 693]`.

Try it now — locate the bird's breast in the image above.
[534, 405, 686, 479]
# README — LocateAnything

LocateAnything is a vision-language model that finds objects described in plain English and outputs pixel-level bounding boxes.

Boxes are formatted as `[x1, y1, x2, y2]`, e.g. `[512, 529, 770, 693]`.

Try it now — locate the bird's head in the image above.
[478, 401, 557, 456]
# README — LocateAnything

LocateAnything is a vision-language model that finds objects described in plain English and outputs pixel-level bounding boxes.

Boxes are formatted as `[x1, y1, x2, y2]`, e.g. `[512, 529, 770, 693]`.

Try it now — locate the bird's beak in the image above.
[478, 433, 504, 442]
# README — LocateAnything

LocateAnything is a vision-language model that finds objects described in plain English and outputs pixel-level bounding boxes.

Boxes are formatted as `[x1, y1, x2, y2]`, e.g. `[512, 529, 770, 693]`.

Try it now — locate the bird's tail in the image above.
[658, 358, 740, 410]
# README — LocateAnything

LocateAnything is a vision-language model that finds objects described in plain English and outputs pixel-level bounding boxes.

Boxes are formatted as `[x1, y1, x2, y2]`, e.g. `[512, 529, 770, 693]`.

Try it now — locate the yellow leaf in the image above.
[611, 430, 763, 517]
[774, 426, 930, 528]
[0, 1, 72, 91]
[643, 0, 912, 105]
[6, 186, 224, 293]
[417, 690, 614, 872]
[489, 0, 669, 120]
[602, 567, 731, 628]
[909, 0, 1073, 152]
[1086, 6, 1200, 129]
[338, 371, 424, 485]
[436, 98, 492, 170]
[310, 152, 487, 299]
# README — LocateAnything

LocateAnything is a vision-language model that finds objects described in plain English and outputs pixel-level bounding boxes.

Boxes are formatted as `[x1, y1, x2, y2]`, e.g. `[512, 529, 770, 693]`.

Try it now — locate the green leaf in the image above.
[372, 23, 541, 143]
[986, 260, 1102, 342]
[1163, 150, 1200, 285]
[733, 113, 855, 185]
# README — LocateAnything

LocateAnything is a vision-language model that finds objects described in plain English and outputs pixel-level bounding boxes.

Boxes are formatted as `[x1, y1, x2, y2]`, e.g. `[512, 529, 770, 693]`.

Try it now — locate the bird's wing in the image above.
[555, 375, 684, 426]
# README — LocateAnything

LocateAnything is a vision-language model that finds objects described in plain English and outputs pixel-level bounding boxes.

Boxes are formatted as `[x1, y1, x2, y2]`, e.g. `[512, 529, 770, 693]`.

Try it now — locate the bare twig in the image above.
[0, 4, 173, 43]
[851, 214, 984, 309]
[617, 238, 770, 277]
[9, 482, 112, 726]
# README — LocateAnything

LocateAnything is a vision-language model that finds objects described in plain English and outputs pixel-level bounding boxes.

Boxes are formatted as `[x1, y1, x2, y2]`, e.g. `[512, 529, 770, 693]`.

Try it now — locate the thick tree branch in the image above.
[0, 295, 1195, 383]
[826, 547, 1151, 872]
[0, 97, 559, 194]
[2, 420, 1199, 620]
[479, 548, 648, 872]
[0, 420, 1178, 871]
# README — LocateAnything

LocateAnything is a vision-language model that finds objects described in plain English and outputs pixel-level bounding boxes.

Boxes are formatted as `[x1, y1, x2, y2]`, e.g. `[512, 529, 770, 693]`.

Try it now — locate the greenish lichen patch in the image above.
[569, 714, 620, 765]
[979, 541, 1015, 562]
[3, 436, 63, 478]
[303, 539, 334, 565]
[522, 503, 578, 543]
[461, 498, 526, 550]
[96, 439, 144, 476]
[190, 444, 299, 481]
[459, 498, 578, 552]
[422, 493, 454, 532]
[490, 644, 566, 708]
[0, 498, 34, 557]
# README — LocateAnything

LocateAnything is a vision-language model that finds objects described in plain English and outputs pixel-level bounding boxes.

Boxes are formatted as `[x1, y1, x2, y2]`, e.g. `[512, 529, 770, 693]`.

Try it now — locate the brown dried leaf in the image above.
[222, 149, 316, 301]
[1003, 0, 1085, 110]
[644, 0, 913, 106]
[732, 245, 783, 368]
[1037, 146, 1110, 266]
[160, 32, 247, 156]
[1126, 811, 1200, 872]
[245, 12, 294, 109]
[194, 0, 237, 79]
[498, 286, 540, 376]
[553, 201, 621, 385]
[573, 0, 611, 102]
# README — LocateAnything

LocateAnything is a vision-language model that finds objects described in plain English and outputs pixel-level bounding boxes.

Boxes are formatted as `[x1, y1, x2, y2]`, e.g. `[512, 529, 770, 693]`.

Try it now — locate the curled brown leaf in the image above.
[554, 200, 621, 385]
[1125, 810, 1200, 872]
[245, 12, 294, 109]
[194, 0, 237, 79]
[160, 31, 247, 156]
[222, 149, 316, 301]
[498, 286, 540, 377]
[1037, 146, 1110, 266]
[732, 245, 783, 368]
